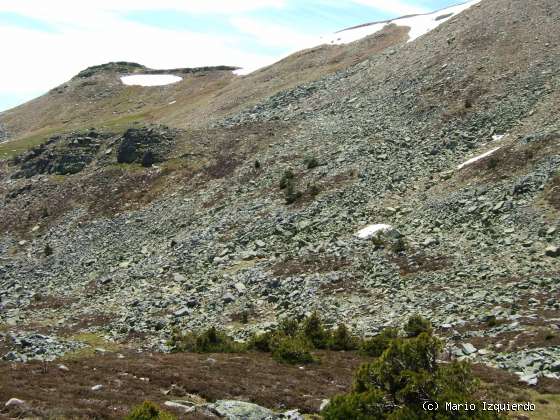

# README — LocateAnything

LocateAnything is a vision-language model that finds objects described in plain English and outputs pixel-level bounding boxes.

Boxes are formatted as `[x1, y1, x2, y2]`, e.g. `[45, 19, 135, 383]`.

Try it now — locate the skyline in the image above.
[0, 0, 464, 112]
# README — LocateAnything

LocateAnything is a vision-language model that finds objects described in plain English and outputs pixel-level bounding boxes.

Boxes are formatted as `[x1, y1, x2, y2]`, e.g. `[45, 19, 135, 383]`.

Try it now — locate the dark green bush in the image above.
[125, 401, 177, 420]
[404, 315, 433, 337]
[307, 184, 321, 197]
[279, 169, 295, 189]
[44, 243, 53, 257]
[169, 327, 243, 353]
[304, 156, 319, 169]
[360, 327, 399, 357]
[272, 336, 315, 364]
[248, 331, 275, 353]
[322, 390, 386, 420]
[279, 318, 300, 337]
[324, 323, 503, 420]
[285, 178, 302, 204]
[486, 315, 498, 328]
[301, 311, 330, 349]
[329, 323, 358, 351]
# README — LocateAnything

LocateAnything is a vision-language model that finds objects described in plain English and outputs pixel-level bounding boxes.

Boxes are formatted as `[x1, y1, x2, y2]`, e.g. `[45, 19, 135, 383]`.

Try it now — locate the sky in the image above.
[0, 0, 463, 112]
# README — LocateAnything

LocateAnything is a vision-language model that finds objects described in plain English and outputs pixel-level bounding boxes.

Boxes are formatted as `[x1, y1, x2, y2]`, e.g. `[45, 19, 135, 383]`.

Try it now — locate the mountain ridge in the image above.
[1, 0, 560, 417]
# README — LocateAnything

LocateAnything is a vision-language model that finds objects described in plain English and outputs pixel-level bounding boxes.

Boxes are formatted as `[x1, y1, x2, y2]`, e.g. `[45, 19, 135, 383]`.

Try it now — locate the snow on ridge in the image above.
[321, 0, 481, 45]
[232, 0, 481, 76]
[233, 68, 253, 76]
[457, 147, 500, 170]
[120, 74, 182, 87]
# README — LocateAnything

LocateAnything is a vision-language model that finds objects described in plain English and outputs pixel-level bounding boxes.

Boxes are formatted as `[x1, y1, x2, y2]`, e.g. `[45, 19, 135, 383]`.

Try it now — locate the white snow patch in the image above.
[356, 224, 393, 240]
[233, 68, 252, 76]
[320, 0, 481, 45]
[231, 1, 480, 76]
[457, 147, 500, 169]
[120, 74, 182, 87]
[492, 134, 505, 141]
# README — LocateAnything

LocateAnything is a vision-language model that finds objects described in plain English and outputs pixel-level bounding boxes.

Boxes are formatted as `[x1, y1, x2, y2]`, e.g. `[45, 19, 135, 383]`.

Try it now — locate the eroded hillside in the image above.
[1, 0, 559, 418]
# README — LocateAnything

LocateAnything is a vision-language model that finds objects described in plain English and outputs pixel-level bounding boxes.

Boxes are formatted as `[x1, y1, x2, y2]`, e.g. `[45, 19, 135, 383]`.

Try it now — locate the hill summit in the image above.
[1, 0, 560, 417]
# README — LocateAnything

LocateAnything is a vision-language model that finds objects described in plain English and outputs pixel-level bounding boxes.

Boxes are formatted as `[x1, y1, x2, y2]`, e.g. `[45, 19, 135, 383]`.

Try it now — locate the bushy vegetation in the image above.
[329, 323, 359, 351]
[272, 336, 316, 364]
[404, 314, 433, 337]
[168, 326, 243, 353]
[284, 179, 302, 204]
[169, 311, 486, 405]
[279, 169, 295, 189]
[302, 312, 330, 349]
[278, 168, 302, 204]
[360, 327, 398, 357]
[323, 319, 503, 420]
[125, 401, 177, 420]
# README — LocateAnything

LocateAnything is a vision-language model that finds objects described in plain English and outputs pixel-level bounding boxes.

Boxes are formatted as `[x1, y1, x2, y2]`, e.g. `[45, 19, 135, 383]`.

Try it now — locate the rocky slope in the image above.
[0, 0, 559, 416]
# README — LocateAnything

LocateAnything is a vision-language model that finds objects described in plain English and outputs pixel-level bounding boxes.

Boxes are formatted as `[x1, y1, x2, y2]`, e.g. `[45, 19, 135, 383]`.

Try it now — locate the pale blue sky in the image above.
[0, 0, 463, 112]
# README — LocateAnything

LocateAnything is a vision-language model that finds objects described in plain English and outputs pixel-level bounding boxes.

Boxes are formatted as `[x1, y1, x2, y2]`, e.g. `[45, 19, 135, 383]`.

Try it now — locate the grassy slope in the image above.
[0, 24, 409, 161]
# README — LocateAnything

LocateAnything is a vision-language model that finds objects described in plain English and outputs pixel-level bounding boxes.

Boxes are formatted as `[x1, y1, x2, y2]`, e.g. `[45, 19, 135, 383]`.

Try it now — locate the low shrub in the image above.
[404, 315, 433, 337]
[125, 401, 177, 420]
[360, 327, 399, 357]
[247, 331, 275, 353]
[302, 311, 330, 349]
[329, 323, 359, 351]
[169, 327, 243, 353]
[279, 169, 295, 189]
[279, 318, 300, 337]
[323, 322, 503, 420]
[272, 336, 315, 364]
[285, 178, 302, 204]
[323, 390, 386, 420]
[304, 156, 319, 169]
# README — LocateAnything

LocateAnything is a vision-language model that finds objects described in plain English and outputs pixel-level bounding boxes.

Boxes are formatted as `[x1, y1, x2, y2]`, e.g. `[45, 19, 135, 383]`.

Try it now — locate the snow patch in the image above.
[356, 224, 393, 240]
[457, 147, 500, 169]
[120, 74, 182, 87]
[320, 0, 481, 45]
[233, 68, 252, 76]
[231, 1, 480, 76]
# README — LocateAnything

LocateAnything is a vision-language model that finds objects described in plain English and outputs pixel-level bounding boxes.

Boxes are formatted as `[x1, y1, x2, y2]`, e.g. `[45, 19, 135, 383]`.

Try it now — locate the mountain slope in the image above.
[1, 0, 560, 417]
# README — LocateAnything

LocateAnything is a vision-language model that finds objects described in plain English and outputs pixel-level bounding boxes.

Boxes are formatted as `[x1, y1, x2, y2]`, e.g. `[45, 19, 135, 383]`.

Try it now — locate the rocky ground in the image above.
[0, 0, 559, 418]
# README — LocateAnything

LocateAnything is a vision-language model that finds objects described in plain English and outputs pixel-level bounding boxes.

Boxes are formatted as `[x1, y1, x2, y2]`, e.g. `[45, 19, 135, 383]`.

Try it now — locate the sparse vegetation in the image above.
[279, 168, 302, 204]
[284, 177, 302, 204]
[272, 336, 316, 364]
[125, 401, 177, 420]
[168, 326, 243, 353]
[44, 243, 53, 257]
[304, 156, 319, 169]
[279, 169, 295, 189]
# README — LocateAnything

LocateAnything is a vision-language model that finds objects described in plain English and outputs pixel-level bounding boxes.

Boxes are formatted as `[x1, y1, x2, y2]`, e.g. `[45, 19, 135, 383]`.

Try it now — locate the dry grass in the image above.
[270, 256, 350, 277]
[389, 251, 450, 276]
[0, 350, 363, 418]
[458, 133, 559, 183]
